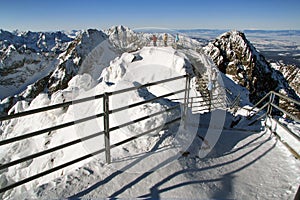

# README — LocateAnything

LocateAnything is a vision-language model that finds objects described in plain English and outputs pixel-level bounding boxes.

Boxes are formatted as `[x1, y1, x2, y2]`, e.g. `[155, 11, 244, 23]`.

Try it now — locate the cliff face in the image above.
[271, 62, 300, 97]
[203, 31, 299, 107]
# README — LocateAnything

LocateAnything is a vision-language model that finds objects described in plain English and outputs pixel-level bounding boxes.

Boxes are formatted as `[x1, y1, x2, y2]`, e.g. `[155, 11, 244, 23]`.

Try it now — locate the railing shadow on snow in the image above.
[68, 111, 274, 199]
[140, 131, 275, 200]
[38, 91, 300, 199]
[68, 99, 271, 199]
[247, 91, 300, 159]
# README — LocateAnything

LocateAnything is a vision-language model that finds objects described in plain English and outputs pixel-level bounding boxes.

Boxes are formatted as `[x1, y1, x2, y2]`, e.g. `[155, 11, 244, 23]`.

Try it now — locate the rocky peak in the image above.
[105, 25, 146, 52]
[204, 30, 299, 105]
[46, 29, 110, 94]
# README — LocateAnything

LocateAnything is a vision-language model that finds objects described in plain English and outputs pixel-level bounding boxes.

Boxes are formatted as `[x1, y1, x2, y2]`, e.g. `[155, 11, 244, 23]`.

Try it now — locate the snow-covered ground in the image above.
[25, 124, 300, 199]
[0, 44, 299, 199]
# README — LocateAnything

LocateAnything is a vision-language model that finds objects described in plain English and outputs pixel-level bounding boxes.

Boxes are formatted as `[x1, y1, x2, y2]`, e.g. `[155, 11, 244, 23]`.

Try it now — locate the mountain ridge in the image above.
[0, 26, 299, 116]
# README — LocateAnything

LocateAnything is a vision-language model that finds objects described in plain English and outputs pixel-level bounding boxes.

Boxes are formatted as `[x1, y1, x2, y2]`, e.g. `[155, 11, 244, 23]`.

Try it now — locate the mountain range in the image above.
[0, 26, 299, 116]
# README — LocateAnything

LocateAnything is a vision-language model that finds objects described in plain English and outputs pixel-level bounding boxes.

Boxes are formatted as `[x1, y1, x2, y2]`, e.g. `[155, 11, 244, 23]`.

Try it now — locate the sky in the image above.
[0, 0, 300, 31]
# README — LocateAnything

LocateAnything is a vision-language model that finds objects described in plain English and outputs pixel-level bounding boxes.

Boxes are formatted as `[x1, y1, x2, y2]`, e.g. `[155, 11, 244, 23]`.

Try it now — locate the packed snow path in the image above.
[28, 119, 300, 199]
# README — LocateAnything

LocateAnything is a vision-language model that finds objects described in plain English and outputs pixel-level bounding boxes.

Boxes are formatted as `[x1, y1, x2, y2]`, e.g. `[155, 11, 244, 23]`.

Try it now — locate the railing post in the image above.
[103, 93, 111, 164]
[183, 75, 191, 128]
[190, 97, 193, 108]
[265, 92, 275, 129]
[267, 92, 275, 117]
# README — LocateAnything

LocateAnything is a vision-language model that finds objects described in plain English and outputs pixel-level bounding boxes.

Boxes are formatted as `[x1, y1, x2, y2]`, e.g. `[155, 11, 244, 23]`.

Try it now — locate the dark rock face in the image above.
[204, 31, 299, 103]
[272, 62, 300, 97]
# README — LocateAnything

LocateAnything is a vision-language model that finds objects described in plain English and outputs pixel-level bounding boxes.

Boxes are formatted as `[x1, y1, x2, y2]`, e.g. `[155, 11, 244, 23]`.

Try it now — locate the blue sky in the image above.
[1, 0, 299, 31]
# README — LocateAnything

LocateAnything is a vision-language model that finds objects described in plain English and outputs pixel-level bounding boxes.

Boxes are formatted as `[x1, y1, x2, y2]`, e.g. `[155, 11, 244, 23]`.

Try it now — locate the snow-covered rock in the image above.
[0, 29, 118, 115]
[271, 62, 300, 97]
[0, 30, 72, 100]
[204, 30, 300, 116]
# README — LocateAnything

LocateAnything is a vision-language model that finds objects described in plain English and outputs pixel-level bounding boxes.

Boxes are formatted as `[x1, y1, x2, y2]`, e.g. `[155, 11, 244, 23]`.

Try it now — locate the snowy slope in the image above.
[0, 29, 120, 116]
[0, 30, 72, 99]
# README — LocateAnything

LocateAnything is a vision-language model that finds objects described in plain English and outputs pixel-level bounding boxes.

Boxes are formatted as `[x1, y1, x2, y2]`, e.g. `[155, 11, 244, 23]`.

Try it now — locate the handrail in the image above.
[0, 94, 104, 121]
[230, 93, 240, 109]
[110, 89, 185, 114]
[271, 117, 300, 142]
[272, 91, 300, 106]
[247, 91, 272, 114]
[247, 103, 269, 120]
[0, 113, 104, 146]
[109, 104, 180, 132]
[108, 75, 187, 96]
[270, 103, 300, 123]
[247, 91, 300, 121]
[0, 74, 189, 194]
[0, 130, 105, 171]
[246, 91, 300, 158]
[0, 148, 107, 194]
[0, 75, 187, 122]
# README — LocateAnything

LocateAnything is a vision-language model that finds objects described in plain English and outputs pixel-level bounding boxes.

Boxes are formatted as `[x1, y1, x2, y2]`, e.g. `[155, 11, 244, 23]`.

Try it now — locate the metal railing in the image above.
[247, 91, 300, 158]
[0, 74, 190, 194]
[188, 92, 235, 113]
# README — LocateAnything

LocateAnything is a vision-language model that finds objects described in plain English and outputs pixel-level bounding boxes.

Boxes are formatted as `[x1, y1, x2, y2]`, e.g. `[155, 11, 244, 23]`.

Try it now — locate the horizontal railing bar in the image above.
[0, 131, 105, 171]
[110, 104, 180, 132]
[230, 95, 240, 108]
[271, 117, 300, 142]
[110, 117, 181, 149]
[170, 98, 187, 101]
[0, 76, 189, 122]
[212, 102, 226, 106]
[0, 94, 104, 121]
[190, 100, 210, 104]
[248, 113, 267, 126]
[270, 103, 300, 123]
[0, 147, 106, 194]
[170, 94, 226, 101]
[108, 75, 187, 96]
[110, 89, 185, 114]
[272, 91, 300, 106]
[191, 105, 210, 108]
[247, 103, 269, 120]
[193, 108, 210, 112]
[248, 91, 272, 114]
[0, 117, 182, 194]
[0, 113, 104, 146]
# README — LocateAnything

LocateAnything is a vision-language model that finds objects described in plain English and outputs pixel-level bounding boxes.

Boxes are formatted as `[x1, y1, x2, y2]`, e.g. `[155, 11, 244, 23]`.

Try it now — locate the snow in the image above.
[0, 30, 72, 99]
[266, 117, 300, 156]
[10, 119, 299, 199]
[0, 32, 299, 199]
